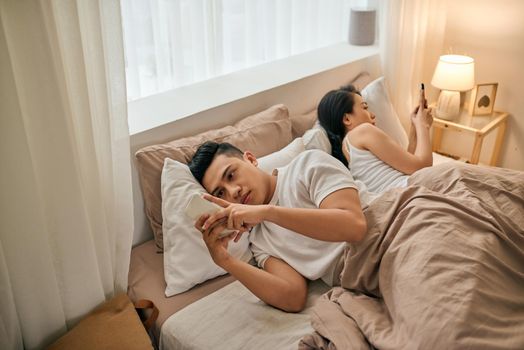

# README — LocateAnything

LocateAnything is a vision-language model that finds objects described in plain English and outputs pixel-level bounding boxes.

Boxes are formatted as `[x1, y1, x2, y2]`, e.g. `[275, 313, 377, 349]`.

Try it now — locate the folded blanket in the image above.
[300, 163, 524, 350]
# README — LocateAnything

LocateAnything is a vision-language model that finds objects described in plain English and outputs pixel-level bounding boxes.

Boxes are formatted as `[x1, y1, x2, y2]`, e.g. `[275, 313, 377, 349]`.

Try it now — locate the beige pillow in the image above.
[290, 108, 317, 139]
[135, 104, 293, 251]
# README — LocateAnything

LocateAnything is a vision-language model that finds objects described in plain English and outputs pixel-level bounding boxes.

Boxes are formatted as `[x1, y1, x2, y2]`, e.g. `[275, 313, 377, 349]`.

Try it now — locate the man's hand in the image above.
[194, 214, 236, 267]
[201, 194, 268, 239]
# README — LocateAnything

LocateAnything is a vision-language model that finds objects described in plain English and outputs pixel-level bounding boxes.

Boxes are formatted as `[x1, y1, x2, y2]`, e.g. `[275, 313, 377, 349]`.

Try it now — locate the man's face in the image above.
[202, 152, 270, 205]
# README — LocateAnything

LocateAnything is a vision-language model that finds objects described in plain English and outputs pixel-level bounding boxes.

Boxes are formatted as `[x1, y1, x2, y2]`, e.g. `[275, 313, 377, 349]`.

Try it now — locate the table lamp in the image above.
[431, 54, 475, 120]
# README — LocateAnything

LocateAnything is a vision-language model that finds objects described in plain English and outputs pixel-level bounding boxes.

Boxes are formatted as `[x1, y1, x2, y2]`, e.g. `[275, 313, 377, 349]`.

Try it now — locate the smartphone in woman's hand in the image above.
[420, 83, 427, 108]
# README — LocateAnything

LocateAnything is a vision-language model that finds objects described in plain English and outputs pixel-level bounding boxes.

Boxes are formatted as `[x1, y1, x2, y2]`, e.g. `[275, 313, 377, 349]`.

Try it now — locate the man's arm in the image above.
[195, 215, 307, 312]
[203, 187, 367, 243]
[264, 187, 367, 242]
[221, 256, 308, 312]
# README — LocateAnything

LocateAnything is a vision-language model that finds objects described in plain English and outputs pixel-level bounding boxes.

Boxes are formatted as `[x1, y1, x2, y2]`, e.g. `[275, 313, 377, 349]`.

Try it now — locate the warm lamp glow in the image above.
[431, 54, 475, 120]
[431, 55, 475, 91]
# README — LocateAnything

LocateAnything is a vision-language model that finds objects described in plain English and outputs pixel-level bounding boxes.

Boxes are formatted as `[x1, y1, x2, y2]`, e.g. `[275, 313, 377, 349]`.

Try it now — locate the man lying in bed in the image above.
[188, 141, 374, 312]
[189, 141, 524, 349]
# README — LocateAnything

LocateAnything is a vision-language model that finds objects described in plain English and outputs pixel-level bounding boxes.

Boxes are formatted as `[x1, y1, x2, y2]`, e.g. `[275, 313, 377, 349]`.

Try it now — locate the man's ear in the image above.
[243, 151, 258, 166]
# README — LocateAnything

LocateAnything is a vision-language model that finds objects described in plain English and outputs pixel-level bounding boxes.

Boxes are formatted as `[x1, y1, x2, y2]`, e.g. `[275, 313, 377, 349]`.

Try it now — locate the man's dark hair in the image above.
[188, 141, 243, 184]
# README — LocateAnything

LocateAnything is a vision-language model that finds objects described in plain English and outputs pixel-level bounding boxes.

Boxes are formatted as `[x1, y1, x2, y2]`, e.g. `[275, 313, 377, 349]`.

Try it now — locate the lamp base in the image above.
[435, 90, 460, 120]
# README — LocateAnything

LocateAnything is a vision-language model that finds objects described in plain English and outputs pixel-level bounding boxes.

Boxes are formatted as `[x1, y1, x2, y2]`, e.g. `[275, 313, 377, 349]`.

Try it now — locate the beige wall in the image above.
[424, 0, 524, 170]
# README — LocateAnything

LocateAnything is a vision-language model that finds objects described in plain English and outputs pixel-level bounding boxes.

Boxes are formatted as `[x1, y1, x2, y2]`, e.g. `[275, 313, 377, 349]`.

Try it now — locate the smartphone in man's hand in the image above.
[185, 193, 235, 238]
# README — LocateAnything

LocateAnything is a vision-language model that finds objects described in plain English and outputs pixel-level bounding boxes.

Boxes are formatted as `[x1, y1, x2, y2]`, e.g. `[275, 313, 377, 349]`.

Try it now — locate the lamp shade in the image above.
[431, 55, 475, 91]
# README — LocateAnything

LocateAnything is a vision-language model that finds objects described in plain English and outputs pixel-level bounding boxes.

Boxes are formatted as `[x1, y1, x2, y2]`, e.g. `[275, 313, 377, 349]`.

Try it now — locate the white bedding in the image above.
[160, 280, 330, 350]
[432, 151, 456, 165]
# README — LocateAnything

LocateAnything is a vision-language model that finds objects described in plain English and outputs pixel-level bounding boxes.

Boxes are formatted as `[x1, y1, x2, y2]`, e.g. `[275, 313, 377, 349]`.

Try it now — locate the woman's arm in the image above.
[410, 107, 433, 168]
[407, 117, 418, 154]
[408, 90, 430, 154]
[349, 118, 432, 175]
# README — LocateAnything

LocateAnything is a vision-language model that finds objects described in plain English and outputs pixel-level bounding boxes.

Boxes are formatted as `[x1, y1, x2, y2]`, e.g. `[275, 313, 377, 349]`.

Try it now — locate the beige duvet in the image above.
[300, 163, 524, 349]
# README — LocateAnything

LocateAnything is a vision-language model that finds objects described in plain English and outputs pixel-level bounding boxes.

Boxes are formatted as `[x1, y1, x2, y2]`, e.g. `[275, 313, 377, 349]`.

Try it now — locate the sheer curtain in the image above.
[122, 0, 360, 101]
[379, 0, 447, 129]
[0, 1, 133, 349]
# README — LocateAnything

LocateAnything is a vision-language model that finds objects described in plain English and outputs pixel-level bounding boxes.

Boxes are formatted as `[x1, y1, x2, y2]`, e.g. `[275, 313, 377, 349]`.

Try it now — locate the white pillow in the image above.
[361, 77, 409, 148]
[302, 127, 331, 154]
[161, 159, 253, 296]
[258, 137, 305, 173]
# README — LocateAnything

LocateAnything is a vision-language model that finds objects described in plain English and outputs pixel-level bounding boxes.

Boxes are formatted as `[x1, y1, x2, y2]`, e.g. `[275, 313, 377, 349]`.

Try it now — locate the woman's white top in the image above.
[344, 138, 408, 194]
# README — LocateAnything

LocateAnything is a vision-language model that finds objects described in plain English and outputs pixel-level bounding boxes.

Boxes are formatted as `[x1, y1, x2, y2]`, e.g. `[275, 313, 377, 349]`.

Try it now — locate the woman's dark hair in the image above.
[317, 84, 361, 167]
[188, 141, 243, 184]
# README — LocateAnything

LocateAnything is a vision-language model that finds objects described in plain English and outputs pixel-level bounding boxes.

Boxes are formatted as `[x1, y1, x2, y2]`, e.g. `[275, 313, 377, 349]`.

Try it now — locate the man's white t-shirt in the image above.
[249, 150, 374, 286]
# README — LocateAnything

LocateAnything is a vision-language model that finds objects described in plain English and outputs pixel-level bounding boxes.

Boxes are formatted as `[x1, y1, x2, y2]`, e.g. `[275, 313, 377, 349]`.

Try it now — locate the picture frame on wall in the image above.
[468, 82, 498, 116]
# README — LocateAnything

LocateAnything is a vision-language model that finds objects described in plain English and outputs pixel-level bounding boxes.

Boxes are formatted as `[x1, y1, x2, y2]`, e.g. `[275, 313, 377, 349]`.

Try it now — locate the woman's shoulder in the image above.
[347, 123, 382, 149]
[350, 122, 379, 135]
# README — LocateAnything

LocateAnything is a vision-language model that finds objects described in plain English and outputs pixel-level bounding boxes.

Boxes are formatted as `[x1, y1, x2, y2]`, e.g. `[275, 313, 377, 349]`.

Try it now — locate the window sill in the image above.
[128, 42, 379, 136]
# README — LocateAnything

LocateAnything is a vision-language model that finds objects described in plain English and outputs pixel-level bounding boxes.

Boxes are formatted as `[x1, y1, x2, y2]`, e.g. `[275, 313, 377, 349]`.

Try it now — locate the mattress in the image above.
[160, 279, 330, 350]
[127, 240, 236, 342]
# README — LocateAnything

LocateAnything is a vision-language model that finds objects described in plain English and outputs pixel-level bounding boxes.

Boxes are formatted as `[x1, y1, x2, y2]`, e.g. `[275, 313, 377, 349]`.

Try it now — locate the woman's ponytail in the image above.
[317, 87, 359, 167]
[324, 129, 347, 167]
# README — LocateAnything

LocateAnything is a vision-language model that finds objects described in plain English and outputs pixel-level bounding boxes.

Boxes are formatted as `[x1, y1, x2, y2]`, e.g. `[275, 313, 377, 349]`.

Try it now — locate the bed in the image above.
[128, 99, 330, 349]
[128, 72, 374, 347]
[128, 73, 524, 350]
[301, 162, 524, 349]
[128, 239, 331, 349]
[128, 99, 338, 349]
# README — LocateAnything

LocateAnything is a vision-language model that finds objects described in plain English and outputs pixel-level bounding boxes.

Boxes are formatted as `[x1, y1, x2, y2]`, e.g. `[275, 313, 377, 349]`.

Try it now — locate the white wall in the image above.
[424, 0, 524, 170]
[130, 54, 382, 246]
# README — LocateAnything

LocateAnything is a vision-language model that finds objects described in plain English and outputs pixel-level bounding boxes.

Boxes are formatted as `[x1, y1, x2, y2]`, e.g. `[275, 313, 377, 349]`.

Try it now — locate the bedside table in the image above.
[431, 106, 509, 165]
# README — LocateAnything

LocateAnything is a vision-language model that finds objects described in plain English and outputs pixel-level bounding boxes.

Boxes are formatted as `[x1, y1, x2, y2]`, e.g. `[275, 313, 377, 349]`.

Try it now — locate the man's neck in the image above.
[264, 171, 278, 205]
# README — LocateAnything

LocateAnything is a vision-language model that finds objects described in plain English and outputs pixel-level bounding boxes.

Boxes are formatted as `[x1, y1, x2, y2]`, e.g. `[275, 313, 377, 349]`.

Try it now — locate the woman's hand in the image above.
[410, 87, 432, 128]
[426, 107, 434, 127]
[412, 106, 433, 128]
[410, 105, 420, 128]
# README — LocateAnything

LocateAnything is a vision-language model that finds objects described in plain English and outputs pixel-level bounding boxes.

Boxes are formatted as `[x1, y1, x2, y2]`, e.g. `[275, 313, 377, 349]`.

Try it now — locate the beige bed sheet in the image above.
[300, 162, 524, 349]
[161, 279, 330, 350]
[127, 240, 236, 342]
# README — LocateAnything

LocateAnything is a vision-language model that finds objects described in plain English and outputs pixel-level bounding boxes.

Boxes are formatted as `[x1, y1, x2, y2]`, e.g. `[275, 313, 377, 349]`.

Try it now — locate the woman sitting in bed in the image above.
[317, 84, 433, 194]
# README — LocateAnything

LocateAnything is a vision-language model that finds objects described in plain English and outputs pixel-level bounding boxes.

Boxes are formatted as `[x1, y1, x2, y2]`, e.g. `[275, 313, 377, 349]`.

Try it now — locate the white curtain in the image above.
[379, 0, 447, 130]
[0, 1, 133, 349]
[122, 0, 360, 101]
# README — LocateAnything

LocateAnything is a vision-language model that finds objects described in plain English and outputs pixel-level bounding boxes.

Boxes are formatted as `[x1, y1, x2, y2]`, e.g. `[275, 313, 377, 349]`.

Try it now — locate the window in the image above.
[121, 0, 369, 101]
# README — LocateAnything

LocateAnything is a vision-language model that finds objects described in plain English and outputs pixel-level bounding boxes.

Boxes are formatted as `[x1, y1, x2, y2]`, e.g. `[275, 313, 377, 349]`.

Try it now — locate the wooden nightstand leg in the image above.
[433, 127, 443, 152]
[490, 120, 507, 166]
[471, 132, 484, 164]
